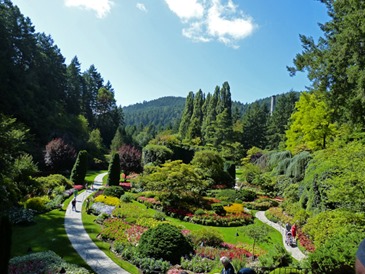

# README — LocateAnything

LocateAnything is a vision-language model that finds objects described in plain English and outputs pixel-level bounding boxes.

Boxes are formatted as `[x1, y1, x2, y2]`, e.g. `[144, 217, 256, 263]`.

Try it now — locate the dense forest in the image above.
[2, 0, 365, 273]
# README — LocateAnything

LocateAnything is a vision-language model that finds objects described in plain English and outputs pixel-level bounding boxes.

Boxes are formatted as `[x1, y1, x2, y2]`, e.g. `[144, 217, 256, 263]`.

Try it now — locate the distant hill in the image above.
[123, 96, 186, 129]
[123, 93, 299, 129]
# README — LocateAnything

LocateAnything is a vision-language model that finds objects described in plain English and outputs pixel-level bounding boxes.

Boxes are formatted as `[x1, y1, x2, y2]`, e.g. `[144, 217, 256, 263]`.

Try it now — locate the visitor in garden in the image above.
[291, 223, 297, 238]
[71, 199, 76, 211]
[74, 189, 78, 198]
[285, 222, 291, 232]
[356, 238, 365, 274]
[220, 256, 235, 274]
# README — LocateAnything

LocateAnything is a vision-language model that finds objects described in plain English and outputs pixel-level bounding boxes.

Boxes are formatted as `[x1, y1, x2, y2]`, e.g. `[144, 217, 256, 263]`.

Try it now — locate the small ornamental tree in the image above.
[44, 138, 76, 172]
[70, 150, 88, 185]
[118, 145, 142, 181]
[138, 223, 194, 264]
[107, 153, 121, 186]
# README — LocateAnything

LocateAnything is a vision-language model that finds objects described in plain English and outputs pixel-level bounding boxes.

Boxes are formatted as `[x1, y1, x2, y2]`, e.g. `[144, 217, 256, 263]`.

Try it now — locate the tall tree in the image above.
[70, 150, 88, 185]
[179, 92, 194, 140]
[203, 86, 219, 145]
[288, 0, 365, 128]
[285, 92, 336, 154]
[241, 102, 269, 150]
[107, 153, 121, 186]
[267, 91, 299, 150]
[65, 56, 84, 115]
[118, 144, 142, 181]
[187, 89, 204, 141]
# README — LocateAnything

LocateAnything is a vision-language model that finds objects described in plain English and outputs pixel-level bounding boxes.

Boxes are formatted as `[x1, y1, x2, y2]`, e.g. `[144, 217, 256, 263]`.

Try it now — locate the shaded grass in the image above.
[11, 195, 92, 272]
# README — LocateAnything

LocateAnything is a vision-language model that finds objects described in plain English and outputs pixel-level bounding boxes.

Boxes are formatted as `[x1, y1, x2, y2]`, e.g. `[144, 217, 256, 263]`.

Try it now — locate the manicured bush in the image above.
[211, 203, 226, 216]
[107, 153, 121, 186]
[34, 174, 73, 195]
[138, 223, 194, 264]
[103, 186, 124, 198]
[153, 211, 166, 221]
[120, 193, 135, 203]
[194, 209, 205, 216]
[70, 150, 88, 185]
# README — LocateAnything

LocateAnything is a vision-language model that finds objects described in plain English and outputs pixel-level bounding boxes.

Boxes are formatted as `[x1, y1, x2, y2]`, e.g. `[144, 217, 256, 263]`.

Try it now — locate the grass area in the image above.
[85, 170, 107, 186]
[11, 195, 92, 272]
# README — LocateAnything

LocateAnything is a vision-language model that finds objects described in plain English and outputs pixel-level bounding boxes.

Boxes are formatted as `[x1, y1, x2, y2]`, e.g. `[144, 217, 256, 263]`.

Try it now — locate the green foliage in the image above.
[70, 150, 88, 185]
[142, 160, 207, 201]
[191, 150, 232, 186]
[142, 144, 173, 166]
[34, 174, 73, 193]
[214, 189, 257, 203]
[211, 203, 226, 215]
[240, 163, 261, 184]
[306, 232, 363, 274]
[0, 216, 11, 274]
[103, 186, 124, 198]
[24, 196, 50, 213]
[180, 255, 217, 273]
[259, 244, 292, 268]
[137, 223, 194, 264]
[285, 151, 312, 183]
[153, 211, 166, 221]
[120, 193, 135, 203]
[8, 250, 90, 274]
[302, 209, 365, 248]
[107, 153, 121, 186]
[189, 228, 224, 247]
[285, 92, 337, 154]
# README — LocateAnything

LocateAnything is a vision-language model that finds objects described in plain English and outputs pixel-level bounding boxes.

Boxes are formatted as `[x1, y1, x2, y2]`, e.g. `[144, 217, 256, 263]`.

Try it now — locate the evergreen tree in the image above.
[187, 89, 204, 140]
[203, 86, 219, 145]
[65, 56, 84, 115]
[179, 92, 194, 139]
[266, 91, 299, 150]
[110, 126, 126, 153]
[70, 150, 88, 185]
[241, 102, 269, 150]
[107, 153, 121, 186]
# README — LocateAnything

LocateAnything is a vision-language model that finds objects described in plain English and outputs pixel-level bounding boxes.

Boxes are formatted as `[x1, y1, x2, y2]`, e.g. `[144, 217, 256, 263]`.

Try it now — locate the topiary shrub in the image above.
[107, 153, 121, 186]
[70, 150, 88, 185]
[137, 223, 194, 264]
[103, 186, 124, 198]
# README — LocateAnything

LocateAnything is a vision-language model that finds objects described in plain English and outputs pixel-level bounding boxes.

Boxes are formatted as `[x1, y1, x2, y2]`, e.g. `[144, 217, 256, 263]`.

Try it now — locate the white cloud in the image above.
[64, 0, 113, 18]
[165, 0, 204, 21]
[165, 0, 256, 48]
[136, 3, 148, 13]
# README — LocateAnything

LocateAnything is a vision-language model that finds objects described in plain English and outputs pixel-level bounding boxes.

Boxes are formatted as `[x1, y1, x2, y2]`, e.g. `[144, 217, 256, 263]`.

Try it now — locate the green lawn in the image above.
[11, 195, 92, 271]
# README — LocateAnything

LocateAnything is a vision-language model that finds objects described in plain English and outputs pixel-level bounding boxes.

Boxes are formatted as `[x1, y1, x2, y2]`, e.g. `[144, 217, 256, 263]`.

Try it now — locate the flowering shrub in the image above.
[119, 182, 131, 190]
[73, 185, 84, 190]
[94, 195, 120, 206]
[8, 250, 89, 274]
[100, 218, 131, 241]
[224, 203, 244, 214]
[195, 242, 252, 261]
[135, 217, 169, 228]
[297, 229, 315, 252]
[90, 202, 115, 216]
[137, 196, 161, 205]
[185, 212, 253, 227]
[124, 224, 148, 245]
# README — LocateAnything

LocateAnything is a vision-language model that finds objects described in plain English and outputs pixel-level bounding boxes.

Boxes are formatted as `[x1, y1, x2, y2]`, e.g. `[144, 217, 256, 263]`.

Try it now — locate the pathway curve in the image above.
[65, 172, 130, 274]
[255, 211, 307, 261]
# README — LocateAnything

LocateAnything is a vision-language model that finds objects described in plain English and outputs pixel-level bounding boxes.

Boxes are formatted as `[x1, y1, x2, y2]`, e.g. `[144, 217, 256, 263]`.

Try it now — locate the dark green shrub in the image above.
[153, 211, 166, 221]
[103, 186, 124, 198]
[120, 193, 135, 203]
[45, 194, 64, 210]
[70, 150, 88, 185]
[8, 208, 34, 224]
[211, 203, 226, 216]
[34, 174, 73, 195]
[194, 209, 205, 216]
[138, 223, 194, 264]
[107, 153, 121, 186]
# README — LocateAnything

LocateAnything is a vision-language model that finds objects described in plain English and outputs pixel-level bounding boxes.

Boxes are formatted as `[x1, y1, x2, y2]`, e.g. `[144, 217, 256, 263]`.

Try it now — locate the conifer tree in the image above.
[179, 92, 194, 140]
[107, 153, 121, 186]
[70, 150, 88, 185]
[187, 89, 204, 140]
[202, 86, 219, 145]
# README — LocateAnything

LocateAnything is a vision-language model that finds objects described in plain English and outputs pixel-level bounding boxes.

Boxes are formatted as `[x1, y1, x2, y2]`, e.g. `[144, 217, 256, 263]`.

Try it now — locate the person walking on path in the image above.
[255, 211, 306, 261]
[65, 172, 130, 274]
[291, 223, 297, 239]
[71, 199, 76, 211]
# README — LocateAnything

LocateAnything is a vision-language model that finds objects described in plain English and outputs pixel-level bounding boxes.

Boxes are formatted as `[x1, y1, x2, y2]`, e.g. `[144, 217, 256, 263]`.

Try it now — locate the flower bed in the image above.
[297, 229, 315, 252]
[73, 185, 84, 190]
[184, 212, 253, 227]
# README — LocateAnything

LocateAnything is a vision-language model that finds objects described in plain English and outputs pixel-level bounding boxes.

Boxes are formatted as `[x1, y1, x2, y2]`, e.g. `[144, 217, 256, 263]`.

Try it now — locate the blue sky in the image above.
[12, 0, 329, 107]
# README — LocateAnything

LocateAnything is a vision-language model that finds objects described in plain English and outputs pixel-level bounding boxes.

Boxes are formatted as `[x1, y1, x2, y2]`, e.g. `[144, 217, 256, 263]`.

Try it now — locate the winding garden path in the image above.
[65, 172, 130, 274]
[255, 211, 307, 261]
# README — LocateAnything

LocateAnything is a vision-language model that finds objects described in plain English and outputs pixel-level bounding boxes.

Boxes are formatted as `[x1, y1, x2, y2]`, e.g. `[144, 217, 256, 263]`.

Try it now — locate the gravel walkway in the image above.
[255, 211, 307, 261]
[65, 172, 130, 274]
